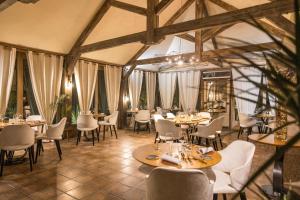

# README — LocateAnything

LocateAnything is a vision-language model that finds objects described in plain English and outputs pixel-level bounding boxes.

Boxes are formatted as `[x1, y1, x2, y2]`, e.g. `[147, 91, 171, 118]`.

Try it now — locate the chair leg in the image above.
[222, 194, 227, 200]
[240, 192, 247, 200]
[113, 125, 118, 139]
[133, 122, 136, 132]
[237, 127, 243, 139]
[0, 150, 5, 176]
[213, 194, 218, 200]
[218, 134, 223, 149]
[76, 130, 81, 145]
[55, 140, 62, 160]
[103, 126, 106, 140]
[92, 131, 95, 146]
[96, 128, 100, 142]
[28, 147, 33, 172]
[154, 132, 158, 143]
[35, 139, 41, 163]
[247, 127, 252, 141]
[31, 145, 35, 164]
[148, 123, 150, 133]
[109, 126, 113, 136]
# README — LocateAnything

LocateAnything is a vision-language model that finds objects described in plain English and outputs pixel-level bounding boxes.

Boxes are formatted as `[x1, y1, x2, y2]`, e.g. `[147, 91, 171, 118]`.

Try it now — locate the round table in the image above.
[248, 134, 300, 198]
[133, 143, 221, 169]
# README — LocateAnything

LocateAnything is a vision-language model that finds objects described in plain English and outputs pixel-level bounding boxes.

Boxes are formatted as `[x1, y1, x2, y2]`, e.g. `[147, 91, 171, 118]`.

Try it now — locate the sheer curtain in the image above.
[27, 51, 63, 124]
[177, 70, 201, 112]
[145, 72, 156, 111]
[74, 60, 98, 114]
[232, 67, 261, 115]
[0, 46, 16, 115]
[104, 65, 122, 113]
[128, 70, 143, 110]
[158, 72, 177, 109]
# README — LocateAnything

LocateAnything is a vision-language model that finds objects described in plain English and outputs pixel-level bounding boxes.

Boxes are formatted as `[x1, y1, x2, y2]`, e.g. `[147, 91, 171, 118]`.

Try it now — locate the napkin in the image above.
[161, 154, 180, 165]
[198, 147, 214, 154]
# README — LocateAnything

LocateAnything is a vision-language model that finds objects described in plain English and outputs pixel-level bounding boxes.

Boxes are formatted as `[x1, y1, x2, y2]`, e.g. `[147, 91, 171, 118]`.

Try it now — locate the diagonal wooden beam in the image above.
[110, 0, 147, 16]
[156, 0, 175, 14]
[129, 42, 277, 65]
[267, 15, 295, 36]
[66, 0, 111, 75]
[209, 0, 287, 39]
[0, 0, 39, 12]
[176, 34, 195, 43]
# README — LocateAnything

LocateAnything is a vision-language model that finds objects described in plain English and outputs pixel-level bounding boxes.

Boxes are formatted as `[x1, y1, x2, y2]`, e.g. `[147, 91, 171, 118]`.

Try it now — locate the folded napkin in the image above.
[198, 147, 214, 154]
[161, 154, 180, 165]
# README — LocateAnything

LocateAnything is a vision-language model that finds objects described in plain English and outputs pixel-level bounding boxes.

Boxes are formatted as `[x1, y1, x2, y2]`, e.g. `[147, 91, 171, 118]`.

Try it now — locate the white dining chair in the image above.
[238, 113, 257, 140]
[155, 119, 182, 142]
[0, 125, 35, 176]
[197, 112, 211, 125]
[134, 110, 151, 133]
[26, 115, 44, 134]
[190, 116, 224, 150]
[146, 167, 214, 200]
[98, 111, 119, 140]
[153, 114, 164, 143]
[76, 114, 99, 146]
[212, 140, 255, 200]
[35, 118, 67, 162]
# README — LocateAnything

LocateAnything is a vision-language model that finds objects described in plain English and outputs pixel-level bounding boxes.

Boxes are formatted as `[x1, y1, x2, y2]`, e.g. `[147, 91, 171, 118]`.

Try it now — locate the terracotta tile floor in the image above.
[0, 129, 299, 200]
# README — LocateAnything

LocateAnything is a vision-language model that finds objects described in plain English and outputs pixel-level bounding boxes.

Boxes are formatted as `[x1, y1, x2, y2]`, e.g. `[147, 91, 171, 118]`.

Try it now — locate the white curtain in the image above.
[27, 51, 63, 124]
[128, 70, 143, 110]
[104, 65, 122, 113]
[146, 72, 156, 111]
[158, 72, 177, 109]
[232, 67, 261, 115]
[177, 70, 201, 112]
[74, 60, 98, 114]
[0, 46, 16, 115]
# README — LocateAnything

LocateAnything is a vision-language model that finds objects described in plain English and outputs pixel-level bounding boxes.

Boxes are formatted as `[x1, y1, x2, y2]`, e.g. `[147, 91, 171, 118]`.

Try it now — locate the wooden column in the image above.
[118, 69, 128, 129]
[195, 0, 204, 60]
[94, 70, 99, 114]
[16, 52, 25, 115]
[146, 0, 159, 44]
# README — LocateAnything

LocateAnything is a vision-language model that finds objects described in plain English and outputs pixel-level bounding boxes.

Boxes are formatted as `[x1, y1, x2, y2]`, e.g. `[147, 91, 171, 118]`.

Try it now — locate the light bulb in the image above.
[177, 60, 184, 65]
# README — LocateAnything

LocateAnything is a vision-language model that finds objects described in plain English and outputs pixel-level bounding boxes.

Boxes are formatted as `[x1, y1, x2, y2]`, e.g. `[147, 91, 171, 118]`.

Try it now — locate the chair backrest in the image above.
[156, 119, 181, 138]
[77, 114, 98, 130]
[166, 112, 175, 119]
[26, 115, 43, 132]
[197, 116, 224, 138]
[135, 110, 150, 121]
[46, 117, 67, 139]
[197, 112, 211, 119]
[212, 140, 256, 190]
[238, 113, 250, 124]
[108, 111, 119, 125]
[153, 114, 164, 122]
[0, 125, 35, 149]
[146, 167, 213, 200]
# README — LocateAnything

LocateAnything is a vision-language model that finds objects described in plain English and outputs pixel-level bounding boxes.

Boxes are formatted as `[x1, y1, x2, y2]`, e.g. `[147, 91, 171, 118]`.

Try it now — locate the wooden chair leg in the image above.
[0, 150, 5, 176]
[103, 126, 106, 140]
[240, 192, 247, 200]
[247, 127, 252, 141]
[218, 134, 223, 149]
[113, 125, 118, 139]
[28, 147, 33, 172]
[237, 127, 242, 138]
[92, 131, 95, 146]
[154, 132, 158, 143]
[55, 140, 62, 160]
[213, 194, 218, 200]
[35, 140, 41, 163]
[109, 126, 113, 136]
[96, 128, 100, 142]
[76, 130, 81, 145]
[222, 194, 227, 200]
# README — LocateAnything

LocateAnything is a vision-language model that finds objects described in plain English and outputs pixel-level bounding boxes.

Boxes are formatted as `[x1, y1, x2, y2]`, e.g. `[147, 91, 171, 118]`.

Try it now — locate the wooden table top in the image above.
[255, 113, 275, 118]
[248, 134, 300, 148]
[0, 120, 46, 130]
[174, 117, 210, 125]
[133, 143, 221, 169]
[93, 113, 106, 118]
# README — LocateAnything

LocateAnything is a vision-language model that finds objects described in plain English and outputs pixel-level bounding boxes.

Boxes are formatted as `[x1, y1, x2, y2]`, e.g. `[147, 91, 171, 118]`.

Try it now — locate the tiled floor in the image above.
[0, 129, 299, 200]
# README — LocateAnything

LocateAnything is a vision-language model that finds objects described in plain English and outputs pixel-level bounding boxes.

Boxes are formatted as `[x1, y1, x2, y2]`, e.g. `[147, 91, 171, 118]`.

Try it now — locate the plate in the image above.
[146, 155, 159, 160]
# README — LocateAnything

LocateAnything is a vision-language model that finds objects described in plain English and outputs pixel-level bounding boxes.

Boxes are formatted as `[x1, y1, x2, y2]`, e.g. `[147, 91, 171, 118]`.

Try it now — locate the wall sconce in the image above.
[123, 95, 129, 103]
[65, 76, 73, 90]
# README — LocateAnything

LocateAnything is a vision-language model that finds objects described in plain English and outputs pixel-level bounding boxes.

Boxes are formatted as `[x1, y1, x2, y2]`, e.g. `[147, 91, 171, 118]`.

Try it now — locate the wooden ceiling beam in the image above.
[195, 0, 204, 59]
[209, 0, 287, 39]
[145, 0, 159, 44]
[267, 15, 295, 35]
[66, 0, 111, 75]
[129, 42, 277, 65]
[0, 0, 39, 12]
[155, 0, 175, 14]
[176, 34, 195, 43]
[80, 0, 295, 54]
[110, 0, 147, 16]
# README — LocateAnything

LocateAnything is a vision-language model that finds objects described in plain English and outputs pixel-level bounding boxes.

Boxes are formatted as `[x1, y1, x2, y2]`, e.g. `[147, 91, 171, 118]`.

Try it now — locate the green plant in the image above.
[71, 105, 79, 124]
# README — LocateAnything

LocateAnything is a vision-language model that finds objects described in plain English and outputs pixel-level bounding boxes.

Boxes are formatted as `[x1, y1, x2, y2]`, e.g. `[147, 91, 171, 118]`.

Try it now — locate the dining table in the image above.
[248, 133, 300, 199]
[133, 143, 221, 169]
[0, 120, 46, 165]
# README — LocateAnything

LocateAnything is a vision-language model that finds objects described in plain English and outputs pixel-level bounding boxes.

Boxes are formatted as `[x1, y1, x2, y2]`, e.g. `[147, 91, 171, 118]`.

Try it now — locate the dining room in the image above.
[0, 0, 300, 200]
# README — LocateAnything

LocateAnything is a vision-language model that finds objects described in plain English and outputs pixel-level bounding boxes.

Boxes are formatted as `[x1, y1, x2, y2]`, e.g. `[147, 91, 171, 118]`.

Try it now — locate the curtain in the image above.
[0, 46, 16, 115]
[27, 51, 63, 124]
[74, 60, 98, 114]
[177, 70, 201, 112]
[158, 72, 177, 109]
[104, 65, 122, 113]
[232, 67, 261, 115]
[145, 72, 156, 111]
[128, 70, 143, 110]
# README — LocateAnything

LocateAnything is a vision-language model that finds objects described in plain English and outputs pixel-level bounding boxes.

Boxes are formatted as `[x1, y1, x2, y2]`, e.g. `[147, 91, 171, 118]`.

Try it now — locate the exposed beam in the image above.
[195, 0, 204, 59]
[209, 0, 287, 39]
[129, 42, 277, 65]
[156, 0, 175, 14]
[267, 15, 295, 35]
[176, 33, 195, 43]
[146, 0, 159, 44]
[0, 0, 39, 12]
[81, 0, 296, 54]
[66, 0, 111, 75]
[110, 0, 147, 16]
